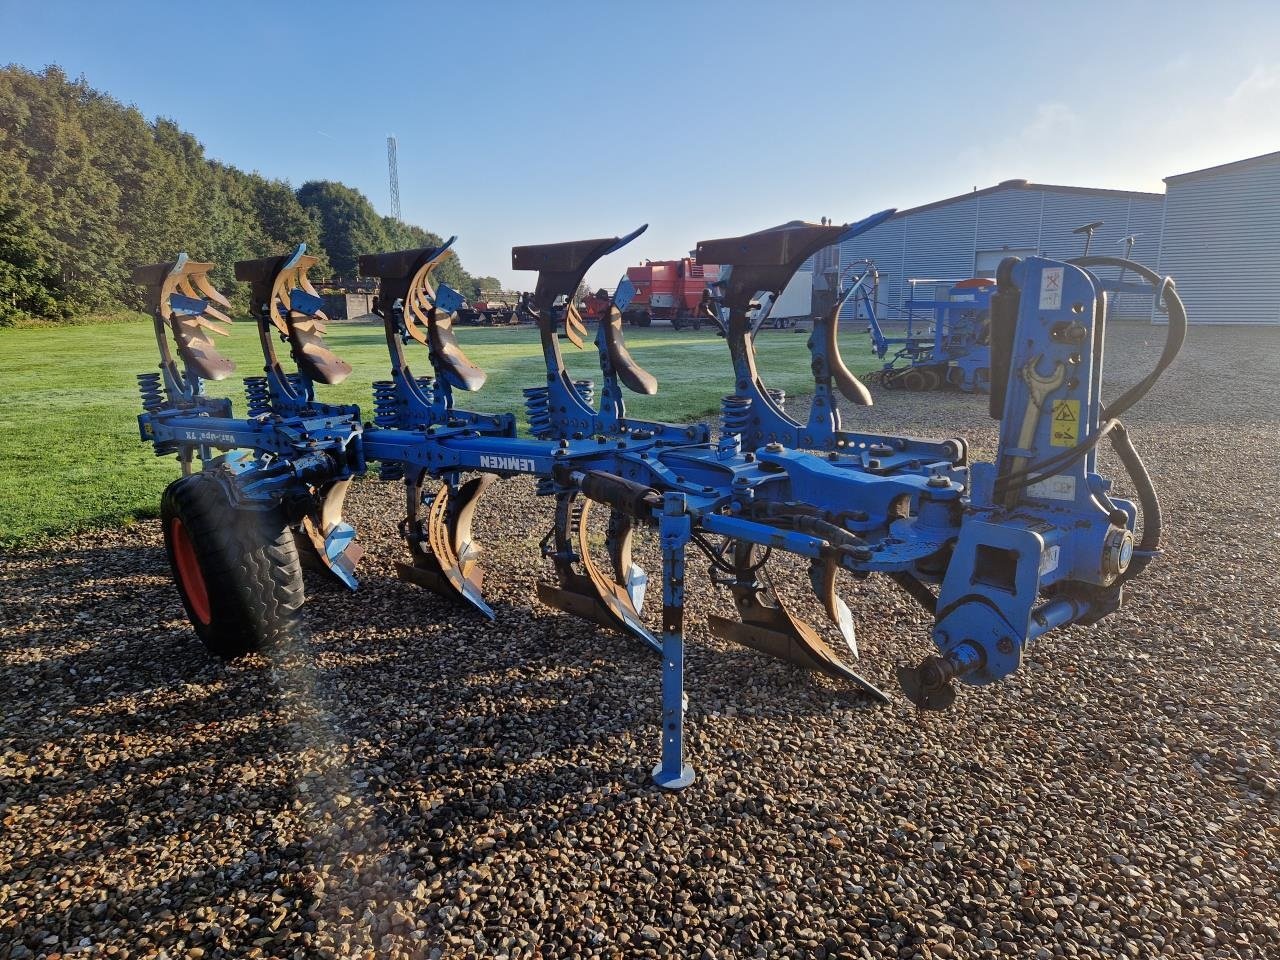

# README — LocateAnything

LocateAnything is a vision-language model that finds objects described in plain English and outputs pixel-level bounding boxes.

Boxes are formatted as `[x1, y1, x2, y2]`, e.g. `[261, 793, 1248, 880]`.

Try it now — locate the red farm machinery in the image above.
[622, 257, 720, 329]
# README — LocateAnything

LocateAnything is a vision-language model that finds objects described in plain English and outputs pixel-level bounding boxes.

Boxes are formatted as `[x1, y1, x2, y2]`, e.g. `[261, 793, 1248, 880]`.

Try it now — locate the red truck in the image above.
[622, 258, 720, 329]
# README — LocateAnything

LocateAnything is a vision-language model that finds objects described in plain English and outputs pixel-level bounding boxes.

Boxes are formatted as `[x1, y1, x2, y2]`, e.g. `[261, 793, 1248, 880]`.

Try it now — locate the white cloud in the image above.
[1227, 62, 1280, 108]
[953, 102, 1082, 182]
[1022, 103, 1081, 141]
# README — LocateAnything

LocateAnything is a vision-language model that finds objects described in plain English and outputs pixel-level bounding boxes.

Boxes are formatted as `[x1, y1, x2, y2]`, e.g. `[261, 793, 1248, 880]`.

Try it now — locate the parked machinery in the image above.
[578, 287, 613, 323]
[622, 256, 720, 329]
[456, 291, 519, 326]
[843, 260, 996, 393]
[852, 237, 1165, 394]
[133, 212, 1185, 789]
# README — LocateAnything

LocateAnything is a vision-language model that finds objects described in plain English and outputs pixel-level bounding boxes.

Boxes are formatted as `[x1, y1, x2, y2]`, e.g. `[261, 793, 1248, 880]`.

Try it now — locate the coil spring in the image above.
[574, 379, 595, 407]
[372, 380, 399, 427]
[415, 375, 435, 400]
[286, 373, 310, 401]
[243, 376, 271, 417]
[767, 387, 786, 411]
[137, 372, 164, 413]
[524, 385, 552, 439]
[721, 394, 751, 438]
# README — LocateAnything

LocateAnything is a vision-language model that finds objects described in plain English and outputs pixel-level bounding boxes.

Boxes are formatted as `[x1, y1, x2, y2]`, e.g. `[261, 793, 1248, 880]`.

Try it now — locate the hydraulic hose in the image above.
[1068, 256, 1187, 420]
[1107, 421, 1161, 582]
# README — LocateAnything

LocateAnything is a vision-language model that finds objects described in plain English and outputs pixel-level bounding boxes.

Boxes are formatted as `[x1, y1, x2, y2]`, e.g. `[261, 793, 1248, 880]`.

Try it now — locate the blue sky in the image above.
[3, 0, 1278, 287]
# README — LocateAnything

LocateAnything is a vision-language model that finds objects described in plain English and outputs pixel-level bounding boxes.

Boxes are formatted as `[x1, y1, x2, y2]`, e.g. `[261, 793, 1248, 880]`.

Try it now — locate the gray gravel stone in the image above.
[1, 325, 1277, 959]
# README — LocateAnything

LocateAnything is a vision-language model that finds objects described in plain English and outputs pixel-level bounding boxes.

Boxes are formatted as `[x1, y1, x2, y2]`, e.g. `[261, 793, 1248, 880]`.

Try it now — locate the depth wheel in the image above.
[161, 472, 305, 659]
[901, 369, 927, 390]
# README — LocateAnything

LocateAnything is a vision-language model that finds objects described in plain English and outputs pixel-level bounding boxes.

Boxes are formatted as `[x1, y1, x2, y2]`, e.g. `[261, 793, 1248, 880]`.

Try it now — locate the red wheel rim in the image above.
[170, 518, 212, 625]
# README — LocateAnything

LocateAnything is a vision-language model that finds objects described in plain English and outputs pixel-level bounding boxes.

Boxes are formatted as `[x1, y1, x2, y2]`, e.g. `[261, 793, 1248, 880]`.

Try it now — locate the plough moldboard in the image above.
[133, 214, 1186, 789]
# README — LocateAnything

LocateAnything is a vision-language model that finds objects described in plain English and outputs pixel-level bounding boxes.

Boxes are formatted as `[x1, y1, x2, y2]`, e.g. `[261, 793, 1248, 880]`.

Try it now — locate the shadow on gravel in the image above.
[282, 581, 894, 866]
[1, 531, 897, 925]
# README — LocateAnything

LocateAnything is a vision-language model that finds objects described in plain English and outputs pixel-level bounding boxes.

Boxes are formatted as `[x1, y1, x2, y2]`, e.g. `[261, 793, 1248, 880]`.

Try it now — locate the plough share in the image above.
[134, 213, 1184, 789]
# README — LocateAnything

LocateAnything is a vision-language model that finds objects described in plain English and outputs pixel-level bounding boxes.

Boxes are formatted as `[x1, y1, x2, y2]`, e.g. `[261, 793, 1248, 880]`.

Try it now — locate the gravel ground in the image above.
[2, 324, 1278, 960]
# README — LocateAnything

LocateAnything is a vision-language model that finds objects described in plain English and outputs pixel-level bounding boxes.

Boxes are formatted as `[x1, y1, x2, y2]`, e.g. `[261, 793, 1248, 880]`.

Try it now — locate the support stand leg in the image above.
[652, 494, 695, 790]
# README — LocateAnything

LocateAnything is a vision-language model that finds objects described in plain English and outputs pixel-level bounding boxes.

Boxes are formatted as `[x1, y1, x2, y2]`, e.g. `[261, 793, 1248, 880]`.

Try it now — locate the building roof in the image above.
[890, 178, 1163, 220]
[1164, 149, 1280, 184]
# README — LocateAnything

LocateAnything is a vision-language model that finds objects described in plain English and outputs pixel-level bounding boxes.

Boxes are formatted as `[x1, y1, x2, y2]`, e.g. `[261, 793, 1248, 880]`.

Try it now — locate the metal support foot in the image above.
[652, 494, 695, 791]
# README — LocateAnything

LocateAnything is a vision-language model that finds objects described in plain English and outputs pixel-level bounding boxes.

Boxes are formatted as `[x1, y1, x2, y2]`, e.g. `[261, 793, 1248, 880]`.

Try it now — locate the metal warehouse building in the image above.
[822, 149, 1280, 325]
[1156, 150, 1280, 324]
[835, 179, 1165, 322]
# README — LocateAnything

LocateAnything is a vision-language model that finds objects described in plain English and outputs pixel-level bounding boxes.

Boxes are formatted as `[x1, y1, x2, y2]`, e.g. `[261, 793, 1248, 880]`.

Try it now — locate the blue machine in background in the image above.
[133, 215, 1185, 790]
[842, 261, 996, 393]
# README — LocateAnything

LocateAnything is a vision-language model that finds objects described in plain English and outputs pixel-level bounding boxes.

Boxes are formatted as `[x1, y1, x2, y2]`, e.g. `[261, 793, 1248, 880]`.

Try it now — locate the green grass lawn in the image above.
[0, 319, 878, 547]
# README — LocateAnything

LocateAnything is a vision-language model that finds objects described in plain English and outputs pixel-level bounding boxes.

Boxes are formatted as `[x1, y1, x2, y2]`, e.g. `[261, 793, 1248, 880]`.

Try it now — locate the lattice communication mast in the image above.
[387, 135, 401, 221]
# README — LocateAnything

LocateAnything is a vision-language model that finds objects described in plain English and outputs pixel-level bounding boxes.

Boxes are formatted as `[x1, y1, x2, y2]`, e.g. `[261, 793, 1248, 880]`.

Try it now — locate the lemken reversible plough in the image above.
[133, 213, 1185, 789]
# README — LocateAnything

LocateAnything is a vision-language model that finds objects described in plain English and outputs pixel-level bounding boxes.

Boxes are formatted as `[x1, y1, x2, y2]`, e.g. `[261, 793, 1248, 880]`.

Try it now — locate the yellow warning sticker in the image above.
[1050, 399, 1080, 447]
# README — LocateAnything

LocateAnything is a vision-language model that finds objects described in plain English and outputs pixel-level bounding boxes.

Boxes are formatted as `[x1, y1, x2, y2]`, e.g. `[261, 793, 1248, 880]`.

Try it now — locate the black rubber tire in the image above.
[160, 472, 305, 659]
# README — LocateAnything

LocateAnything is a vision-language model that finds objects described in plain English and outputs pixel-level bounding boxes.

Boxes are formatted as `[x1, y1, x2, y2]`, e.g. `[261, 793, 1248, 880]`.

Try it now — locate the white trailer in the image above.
[750, 268, 813, 331]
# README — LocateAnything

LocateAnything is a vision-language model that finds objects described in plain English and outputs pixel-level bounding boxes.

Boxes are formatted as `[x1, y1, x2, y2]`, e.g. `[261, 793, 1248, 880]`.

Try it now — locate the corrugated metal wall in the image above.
[836, 186, 1166, 322]
[838, 216, 907, 319]
[1157, 157, 1280, 324]
[1038, 193, 1162, 320]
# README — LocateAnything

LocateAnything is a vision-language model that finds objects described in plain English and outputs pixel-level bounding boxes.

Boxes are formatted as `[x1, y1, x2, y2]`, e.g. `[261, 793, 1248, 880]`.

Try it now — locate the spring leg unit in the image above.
[653, 493, 695, 791]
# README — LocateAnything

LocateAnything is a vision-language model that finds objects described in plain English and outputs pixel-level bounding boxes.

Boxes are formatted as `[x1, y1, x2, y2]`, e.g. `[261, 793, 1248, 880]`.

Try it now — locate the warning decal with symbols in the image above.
[1039, 266, 1064, 309]
[1050, 399, 1080, 446]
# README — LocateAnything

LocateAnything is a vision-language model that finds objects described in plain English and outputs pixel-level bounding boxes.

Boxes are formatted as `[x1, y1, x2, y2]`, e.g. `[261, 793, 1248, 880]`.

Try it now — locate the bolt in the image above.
[927, 475, 950, 488]
[765, 442, 784, 454]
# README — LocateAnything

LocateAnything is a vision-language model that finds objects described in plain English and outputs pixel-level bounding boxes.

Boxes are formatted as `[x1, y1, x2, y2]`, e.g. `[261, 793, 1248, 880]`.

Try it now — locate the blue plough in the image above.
[134, 213, 1185, 789]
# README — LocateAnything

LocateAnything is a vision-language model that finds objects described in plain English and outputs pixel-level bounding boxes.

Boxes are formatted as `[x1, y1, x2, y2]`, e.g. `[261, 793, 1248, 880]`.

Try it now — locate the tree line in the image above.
[0, 66, 495, 325]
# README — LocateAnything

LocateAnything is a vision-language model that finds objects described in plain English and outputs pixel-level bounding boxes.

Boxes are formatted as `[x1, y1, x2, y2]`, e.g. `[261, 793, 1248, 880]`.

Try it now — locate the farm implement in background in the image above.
[839, 260, 998, 393]
[133, 212, 1185, 789]
[847, 231, 1168, 394]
